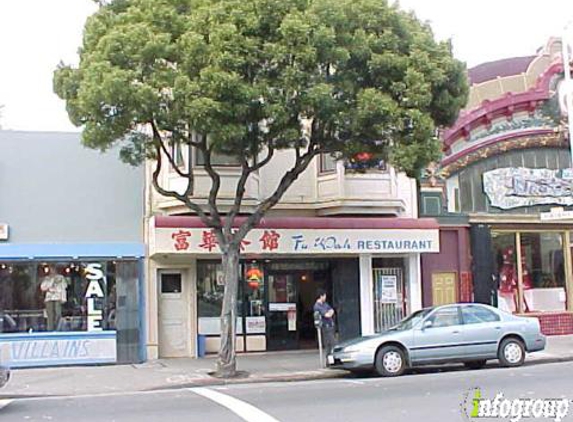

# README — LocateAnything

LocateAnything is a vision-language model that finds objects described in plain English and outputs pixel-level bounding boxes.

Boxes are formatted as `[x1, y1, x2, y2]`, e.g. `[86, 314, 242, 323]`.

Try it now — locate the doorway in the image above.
[158, 271, 191, 358]
[265, 261, 331, 351]
[431, 272, 457, 306]
[372, 258, 407, 332]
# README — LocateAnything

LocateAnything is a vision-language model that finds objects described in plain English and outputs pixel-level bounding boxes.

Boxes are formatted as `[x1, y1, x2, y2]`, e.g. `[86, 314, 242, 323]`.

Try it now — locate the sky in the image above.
[0, 0, 572, 132]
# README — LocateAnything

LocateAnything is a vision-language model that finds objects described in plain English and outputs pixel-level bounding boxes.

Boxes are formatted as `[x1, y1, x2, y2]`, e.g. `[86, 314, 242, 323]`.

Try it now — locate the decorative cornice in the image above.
[441, 131, 567, 177]
[442, 60, 564, 152]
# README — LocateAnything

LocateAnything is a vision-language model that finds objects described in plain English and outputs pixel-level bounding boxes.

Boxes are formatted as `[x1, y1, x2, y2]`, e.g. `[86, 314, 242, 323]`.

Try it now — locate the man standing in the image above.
[313, 289, 336, 362]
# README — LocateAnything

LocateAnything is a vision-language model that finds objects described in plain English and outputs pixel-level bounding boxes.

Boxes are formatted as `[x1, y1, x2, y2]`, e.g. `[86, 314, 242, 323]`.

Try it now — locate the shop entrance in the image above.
[265, 261, 331, 351]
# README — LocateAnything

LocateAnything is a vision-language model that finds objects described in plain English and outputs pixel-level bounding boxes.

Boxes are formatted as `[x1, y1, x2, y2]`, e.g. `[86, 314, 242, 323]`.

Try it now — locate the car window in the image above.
[392, 309, 432, 331]
[426, 307, 461, 328]
[462, 306, 500, 324]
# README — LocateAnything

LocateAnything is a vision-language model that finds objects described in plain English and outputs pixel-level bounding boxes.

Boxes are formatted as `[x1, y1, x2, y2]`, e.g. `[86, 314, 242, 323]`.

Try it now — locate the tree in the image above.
[54, 0, 468, 377]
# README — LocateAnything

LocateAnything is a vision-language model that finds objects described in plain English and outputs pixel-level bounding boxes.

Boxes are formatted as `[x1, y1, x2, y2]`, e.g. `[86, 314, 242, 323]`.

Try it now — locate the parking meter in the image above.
[313, 310, 323, 328]
[314, 310, 324, 368]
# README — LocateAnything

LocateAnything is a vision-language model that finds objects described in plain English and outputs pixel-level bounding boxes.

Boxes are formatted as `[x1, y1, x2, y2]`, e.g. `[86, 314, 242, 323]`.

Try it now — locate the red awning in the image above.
[154, 216, 439, 230]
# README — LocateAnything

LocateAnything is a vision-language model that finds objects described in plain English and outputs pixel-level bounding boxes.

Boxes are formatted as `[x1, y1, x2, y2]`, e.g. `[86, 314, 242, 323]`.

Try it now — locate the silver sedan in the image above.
[327, 303, 546, 376]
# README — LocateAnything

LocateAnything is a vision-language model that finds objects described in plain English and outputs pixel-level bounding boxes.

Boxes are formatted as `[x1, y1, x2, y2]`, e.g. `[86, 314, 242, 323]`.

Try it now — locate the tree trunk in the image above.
[215, 245, 240, 377]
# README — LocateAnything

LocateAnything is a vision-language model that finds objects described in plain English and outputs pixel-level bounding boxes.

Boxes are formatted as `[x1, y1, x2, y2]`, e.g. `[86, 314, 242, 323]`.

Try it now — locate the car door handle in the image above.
[452, 330, 461, 334]
[494, 326, 502, 330]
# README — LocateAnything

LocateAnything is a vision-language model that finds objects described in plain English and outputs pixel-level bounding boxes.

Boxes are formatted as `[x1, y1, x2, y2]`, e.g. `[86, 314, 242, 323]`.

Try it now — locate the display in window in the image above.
[494, 232, 567, 314]
[497, 246, 532, 313]
[245, 265, 263, 289]
[521, 232, 566, 312]
[40, 265, 70, 331]
[0, 261, 117, 333]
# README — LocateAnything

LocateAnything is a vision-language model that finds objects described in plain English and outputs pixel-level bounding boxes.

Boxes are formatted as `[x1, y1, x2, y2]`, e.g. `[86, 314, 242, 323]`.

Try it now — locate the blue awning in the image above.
[0, 242, 144, 260]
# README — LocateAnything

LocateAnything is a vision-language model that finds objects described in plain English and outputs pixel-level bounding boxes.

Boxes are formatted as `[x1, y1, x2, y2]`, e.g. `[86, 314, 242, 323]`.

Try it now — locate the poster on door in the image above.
[380, 275, 398, 303]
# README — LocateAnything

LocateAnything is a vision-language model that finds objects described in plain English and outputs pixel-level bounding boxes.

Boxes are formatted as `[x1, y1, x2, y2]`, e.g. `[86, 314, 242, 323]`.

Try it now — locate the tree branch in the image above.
[197, 133, 223, 228]
[233, 144, 321, 244]
[150, 121, 191, 180]
[224, 145, 275, 234]
[151, 143, 218, 228]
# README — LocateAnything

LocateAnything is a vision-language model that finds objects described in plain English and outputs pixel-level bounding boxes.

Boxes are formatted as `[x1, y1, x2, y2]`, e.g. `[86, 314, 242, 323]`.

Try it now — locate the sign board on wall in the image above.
[0, 332, 116, 368]
[540, 207, 573, 221]
[0, 224, 8, 241]
[483, 167, 573, 210]
[380, 275, 398, 303]
[155, 228, 439, 255]
[246, 316, 266, 334]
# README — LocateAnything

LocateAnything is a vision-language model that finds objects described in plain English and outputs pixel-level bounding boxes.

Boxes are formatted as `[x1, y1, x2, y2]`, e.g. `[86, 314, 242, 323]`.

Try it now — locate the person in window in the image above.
[314, 289, 336, 358]
[40, 266, 68, 331]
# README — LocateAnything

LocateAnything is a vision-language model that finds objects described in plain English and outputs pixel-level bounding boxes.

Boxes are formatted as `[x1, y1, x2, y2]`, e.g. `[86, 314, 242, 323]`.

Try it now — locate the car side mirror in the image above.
[422, 320, 433, 330]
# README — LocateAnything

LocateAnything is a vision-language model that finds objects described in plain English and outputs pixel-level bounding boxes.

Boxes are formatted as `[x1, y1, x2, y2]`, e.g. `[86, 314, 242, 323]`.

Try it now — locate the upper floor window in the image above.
[319, 153, 337, 174]
[169, 142, 185, 169]
[195, 148, 240, 167]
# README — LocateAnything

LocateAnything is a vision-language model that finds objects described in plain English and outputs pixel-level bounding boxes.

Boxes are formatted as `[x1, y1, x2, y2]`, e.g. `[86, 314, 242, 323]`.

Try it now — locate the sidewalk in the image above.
[2, 336, 573, 399]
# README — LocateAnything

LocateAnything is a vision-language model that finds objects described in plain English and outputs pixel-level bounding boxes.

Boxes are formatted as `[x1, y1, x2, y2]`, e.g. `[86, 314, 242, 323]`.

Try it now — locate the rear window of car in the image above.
[462, 306, 500, 324]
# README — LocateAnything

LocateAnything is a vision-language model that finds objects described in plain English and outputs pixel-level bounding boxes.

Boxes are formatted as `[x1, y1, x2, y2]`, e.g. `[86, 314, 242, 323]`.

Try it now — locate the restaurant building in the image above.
[145, 146, 439, 358]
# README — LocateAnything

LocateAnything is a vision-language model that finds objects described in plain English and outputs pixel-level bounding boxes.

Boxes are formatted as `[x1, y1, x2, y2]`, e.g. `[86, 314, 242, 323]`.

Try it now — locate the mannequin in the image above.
[498, 246, 532, 313]
[40, 266, 68, 331]
[498, 246, 517, 312]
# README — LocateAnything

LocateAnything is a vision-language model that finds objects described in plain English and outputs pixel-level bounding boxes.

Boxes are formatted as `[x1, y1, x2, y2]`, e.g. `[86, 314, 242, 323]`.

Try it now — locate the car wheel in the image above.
[464, 360, 487, 370]
[375, 345, 406, 377]
[498, 337, 525, 367]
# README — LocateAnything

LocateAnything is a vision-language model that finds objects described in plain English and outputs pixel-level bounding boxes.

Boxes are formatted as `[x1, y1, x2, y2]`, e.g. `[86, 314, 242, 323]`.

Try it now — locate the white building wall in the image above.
[407, 254, 422, 314]
[396, 172, 418, 218]
[359, 254, 375, 336]
[258, 149, 318, 204]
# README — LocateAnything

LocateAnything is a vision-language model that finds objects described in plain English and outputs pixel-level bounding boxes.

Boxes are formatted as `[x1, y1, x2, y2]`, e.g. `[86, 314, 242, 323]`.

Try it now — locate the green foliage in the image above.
[54, 0, 468, 177]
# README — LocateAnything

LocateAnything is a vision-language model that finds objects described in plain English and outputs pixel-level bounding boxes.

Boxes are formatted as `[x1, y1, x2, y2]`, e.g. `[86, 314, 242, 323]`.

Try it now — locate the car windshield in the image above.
[390, 309, 433, 331]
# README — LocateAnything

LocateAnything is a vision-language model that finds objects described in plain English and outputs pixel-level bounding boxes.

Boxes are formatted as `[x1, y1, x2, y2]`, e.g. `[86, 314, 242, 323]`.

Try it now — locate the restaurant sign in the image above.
[483, 167, 573, 210]
[153, 228, 439, 255]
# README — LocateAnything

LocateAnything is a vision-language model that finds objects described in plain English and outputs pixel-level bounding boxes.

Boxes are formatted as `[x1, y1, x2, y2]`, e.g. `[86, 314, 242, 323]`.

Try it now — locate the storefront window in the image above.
[197, 261, 243, 336]
[520, 233, 566, 312]
[197, 262, 225, 318]
[493, 231, 567, 313]
[492, 232, 518, 313]
[243, 263, 266, 335]
[0, 261, 116, 333]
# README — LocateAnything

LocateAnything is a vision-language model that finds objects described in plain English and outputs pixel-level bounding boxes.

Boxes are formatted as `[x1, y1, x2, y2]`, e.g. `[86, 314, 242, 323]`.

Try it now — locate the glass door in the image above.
[266, 272, 298, 350]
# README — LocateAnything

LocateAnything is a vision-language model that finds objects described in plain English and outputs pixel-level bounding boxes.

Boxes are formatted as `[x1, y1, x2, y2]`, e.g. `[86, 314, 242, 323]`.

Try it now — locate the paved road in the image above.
[2, 361, 573, 422]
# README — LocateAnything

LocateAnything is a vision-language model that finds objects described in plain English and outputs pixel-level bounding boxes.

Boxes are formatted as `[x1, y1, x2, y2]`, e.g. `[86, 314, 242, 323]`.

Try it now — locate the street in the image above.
[1, 361, 572, 422]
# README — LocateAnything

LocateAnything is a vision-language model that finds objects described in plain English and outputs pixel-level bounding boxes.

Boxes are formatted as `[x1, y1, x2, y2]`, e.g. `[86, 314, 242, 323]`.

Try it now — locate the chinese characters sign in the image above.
[483, 167, 573, 210]
[154, 227, 439, 255]
[172, 230, 192, 250]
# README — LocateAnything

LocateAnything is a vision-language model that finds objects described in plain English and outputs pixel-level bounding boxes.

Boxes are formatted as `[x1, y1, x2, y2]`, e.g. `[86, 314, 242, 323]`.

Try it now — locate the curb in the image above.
[145, 369, 348, 391]
[2, 356, 572, 399]
[524, 355, 573, 366]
